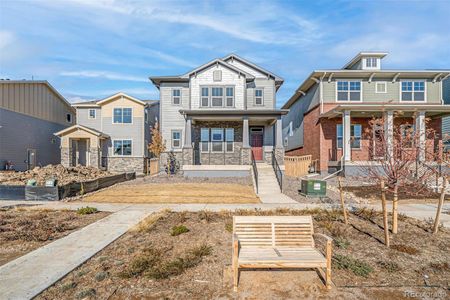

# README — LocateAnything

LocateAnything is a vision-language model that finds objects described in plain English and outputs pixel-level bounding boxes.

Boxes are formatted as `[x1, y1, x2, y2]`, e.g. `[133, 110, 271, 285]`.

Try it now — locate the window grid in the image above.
[113, 108, 132, 124]
[401, 81, 425, 102]
[255, 89, 263, 105]
[200, 86, 234, 107]
[113, 140, 132, 156]
[337, 81, 361, 102]
[172, 89, 181, 105]
[336, 124, 361, 149]
[88, 109, 96, 119]
[171, 130, 181, 148]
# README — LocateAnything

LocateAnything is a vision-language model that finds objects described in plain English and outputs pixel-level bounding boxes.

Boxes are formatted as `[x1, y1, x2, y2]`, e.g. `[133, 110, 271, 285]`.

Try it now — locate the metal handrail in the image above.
[251, 151, 259, 194]
[272, 150, 283, 192]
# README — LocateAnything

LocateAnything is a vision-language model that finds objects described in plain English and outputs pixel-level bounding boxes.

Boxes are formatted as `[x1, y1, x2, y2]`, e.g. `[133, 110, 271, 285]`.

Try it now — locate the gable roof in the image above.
[72, 92, 146, 107]
[222, 54, 284, 83]
[150, 54, 285, 89]
[54, 124, 109, 138]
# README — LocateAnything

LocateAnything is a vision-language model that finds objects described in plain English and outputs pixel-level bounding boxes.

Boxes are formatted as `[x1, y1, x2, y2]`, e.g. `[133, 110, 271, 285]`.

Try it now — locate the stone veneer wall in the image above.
[241, 147, 251, 165]
[107, 157, 144, 174]
[159, 151, 183, 170]
[192, 121, 243, 165]
[274, 147, 284, 165]
[89, 147, 100, 168]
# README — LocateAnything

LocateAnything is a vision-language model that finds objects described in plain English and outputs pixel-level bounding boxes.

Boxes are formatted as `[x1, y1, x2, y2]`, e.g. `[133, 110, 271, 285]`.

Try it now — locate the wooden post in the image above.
[433, 177, 447, 234]
[380, 180, 390, 247]
[325, 239, 332, 289]
[392, 183, 399, 234]
[337, 177, 348, 224]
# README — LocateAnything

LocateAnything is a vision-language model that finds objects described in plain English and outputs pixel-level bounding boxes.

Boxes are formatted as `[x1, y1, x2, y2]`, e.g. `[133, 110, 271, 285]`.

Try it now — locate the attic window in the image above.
[365, 57, 378, 68]
[213, 70, 222, 81]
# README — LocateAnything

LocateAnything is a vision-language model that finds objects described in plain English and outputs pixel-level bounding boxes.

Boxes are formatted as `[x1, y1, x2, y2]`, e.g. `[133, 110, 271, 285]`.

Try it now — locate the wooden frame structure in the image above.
[232, 216, 332, 291]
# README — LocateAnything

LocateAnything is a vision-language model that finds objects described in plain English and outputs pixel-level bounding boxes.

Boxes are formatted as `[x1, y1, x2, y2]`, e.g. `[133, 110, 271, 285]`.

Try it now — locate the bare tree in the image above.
[361, 113, 441, 234]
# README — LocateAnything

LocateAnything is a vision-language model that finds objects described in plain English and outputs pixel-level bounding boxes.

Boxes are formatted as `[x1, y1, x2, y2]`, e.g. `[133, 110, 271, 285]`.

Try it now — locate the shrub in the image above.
[60, 281, 77, 292]
[76, 288, 96, 299]
[171, 225, 189, 236]
[334, 237, 350, 249]
[333, 254, 373, 277]
[390, 244, 420, 255]
[77, 206, 98, 215]
[377, 261, 400, 273]
[225, 222, 233, 233]
[95, 271, 108, 282]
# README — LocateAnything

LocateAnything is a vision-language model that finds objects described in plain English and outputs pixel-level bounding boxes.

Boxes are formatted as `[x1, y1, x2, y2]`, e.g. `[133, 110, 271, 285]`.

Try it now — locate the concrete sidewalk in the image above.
[0, 206, 155, 300]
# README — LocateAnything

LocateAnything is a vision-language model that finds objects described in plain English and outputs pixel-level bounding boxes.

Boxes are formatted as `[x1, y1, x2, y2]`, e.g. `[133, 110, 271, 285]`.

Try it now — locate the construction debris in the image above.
[0, 165, 111, 186]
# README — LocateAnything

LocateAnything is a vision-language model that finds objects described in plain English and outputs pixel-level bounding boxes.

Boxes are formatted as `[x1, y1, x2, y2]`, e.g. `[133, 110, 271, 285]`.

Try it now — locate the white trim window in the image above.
[255, 88, 264, 105]
[201, 128, 209, 152]
[365, 57, 378, 68]
[375, 82, 387, 93]
[211, 128, 224, 152]
[88, 109, 96, 119]
[172, 89, 181, 105]
[172, 130, 181, 148]
[225, 128, 234, 152]
[401, 81, 425, 102]
[201, 87, 209, 107]
[226, 87, 234, 107]
[337, 124, 361, 149]
[211, 87, 223, 107]
[113, 140, 132, 156]
[337, 81, 361, 102]
[113, 108, 132, 123]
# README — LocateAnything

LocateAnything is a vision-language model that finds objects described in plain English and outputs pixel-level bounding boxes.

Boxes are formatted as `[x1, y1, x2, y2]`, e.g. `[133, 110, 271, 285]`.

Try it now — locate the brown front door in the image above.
[250, 128, 264, 161]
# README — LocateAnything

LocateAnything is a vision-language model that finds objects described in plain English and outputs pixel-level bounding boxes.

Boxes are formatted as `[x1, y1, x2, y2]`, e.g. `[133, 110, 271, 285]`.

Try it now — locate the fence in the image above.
[284, 155, 313, 177]
[145, 158, 160, 175]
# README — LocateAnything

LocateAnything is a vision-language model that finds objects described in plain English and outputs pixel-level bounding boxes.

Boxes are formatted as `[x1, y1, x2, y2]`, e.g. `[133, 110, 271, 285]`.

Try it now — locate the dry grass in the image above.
[82, 183, 260, 203]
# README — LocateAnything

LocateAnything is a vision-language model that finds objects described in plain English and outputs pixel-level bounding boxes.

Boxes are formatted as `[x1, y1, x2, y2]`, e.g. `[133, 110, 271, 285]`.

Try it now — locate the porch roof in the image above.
[54, 124, 109, 138]
[179, 109, 289, 118]
[320, 104, 450, 119]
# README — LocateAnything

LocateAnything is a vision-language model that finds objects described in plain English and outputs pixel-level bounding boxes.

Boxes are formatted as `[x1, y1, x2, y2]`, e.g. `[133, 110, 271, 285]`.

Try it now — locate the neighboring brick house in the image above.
[0, 80, 75, 171]
[55, 93, 158, 174]
[282, 52, 450, 175]
[150, 54, 287, 177]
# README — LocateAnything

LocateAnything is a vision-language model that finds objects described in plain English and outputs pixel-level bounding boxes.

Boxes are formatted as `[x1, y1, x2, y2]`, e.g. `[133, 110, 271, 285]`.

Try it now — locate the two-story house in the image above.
[55, 93, 158, 173]
[282, 52, 450, 175]
[150, 54, 287, 177]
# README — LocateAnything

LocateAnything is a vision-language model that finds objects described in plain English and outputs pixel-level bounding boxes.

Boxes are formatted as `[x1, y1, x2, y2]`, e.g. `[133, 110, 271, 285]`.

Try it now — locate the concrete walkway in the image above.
[255, 163, 297, 204]
[0, 205, 155, 300]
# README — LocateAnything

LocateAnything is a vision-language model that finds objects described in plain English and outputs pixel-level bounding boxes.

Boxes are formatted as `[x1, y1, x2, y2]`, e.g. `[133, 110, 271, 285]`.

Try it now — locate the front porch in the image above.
[177, 110, 287, 167]
[320, 104, 450, 174]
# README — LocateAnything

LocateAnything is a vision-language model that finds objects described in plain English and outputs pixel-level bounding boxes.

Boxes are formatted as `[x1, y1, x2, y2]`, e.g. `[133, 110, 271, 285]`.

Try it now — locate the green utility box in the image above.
[300, 179, 327, 197]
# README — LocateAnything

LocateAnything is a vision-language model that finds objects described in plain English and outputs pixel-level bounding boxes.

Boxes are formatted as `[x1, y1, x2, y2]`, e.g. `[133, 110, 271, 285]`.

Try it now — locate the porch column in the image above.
[415, 111, 426, 161]
[243, 116, 250, 148]
[343, 110, 351, 161]
[184, 116, 192, 148]
[275, 116, 283, 148]
[384, 110, 394, 160]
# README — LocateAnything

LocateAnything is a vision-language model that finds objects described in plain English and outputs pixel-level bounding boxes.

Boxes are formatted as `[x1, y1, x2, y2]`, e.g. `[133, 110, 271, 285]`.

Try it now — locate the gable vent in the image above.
[213, 70, 222, 82]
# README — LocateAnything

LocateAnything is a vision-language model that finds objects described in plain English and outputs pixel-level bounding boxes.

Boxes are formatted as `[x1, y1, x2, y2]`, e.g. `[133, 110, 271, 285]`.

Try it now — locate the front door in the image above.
[250, 127, 264, 161]
[27, 149, 36, 170]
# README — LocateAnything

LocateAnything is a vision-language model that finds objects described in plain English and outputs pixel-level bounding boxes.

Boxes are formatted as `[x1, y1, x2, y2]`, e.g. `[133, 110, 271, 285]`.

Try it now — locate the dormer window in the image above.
[365, 57, 378, 68]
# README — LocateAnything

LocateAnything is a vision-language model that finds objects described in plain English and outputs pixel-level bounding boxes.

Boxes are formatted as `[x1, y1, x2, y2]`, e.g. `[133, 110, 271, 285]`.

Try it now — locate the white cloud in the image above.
[60, 70, 147, 82]
[0, 30, 15, 50]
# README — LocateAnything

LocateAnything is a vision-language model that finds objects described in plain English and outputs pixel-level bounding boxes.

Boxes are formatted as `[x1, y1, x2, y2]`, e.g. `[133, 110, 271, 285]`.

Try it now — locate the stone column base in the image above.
[61, 147, 70, 167]
[89, 147, 100, 168]
[274, 147, 284, 165]
[241, 147, 251, 165]
[182, 147, 193, 165]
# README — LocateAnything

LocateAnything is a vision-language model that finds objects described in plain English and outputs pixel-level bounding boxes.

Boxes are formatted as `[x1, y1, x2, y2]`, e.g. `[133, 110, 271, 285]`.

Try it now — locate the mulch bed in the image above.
[0, 208, 109, 266]
[38, 209, 449, 299]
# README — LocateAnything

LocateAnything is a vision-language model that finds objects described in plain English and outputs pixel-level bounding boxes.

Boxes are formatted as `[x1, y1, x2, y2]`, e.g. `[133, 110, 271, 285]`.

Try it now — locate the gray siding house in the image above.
[150, 54, 287, 176]
[55, 93, 158, 174]
[0, 80, 75, 171]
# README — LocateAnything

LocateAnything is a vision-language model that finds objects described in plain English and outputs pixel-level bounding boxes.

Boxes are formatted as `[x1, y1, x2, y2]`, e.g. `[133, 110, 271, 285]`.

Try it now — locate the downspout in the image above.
[324, 111, 345, 180]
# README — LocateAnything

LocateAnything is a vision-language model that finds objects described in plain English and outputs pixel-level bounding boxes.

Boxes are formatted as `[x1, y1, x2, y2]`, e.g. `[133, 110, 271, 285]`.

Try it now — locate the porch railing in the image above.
[272, 150, 283, 192]
[251, 151, 259, 194]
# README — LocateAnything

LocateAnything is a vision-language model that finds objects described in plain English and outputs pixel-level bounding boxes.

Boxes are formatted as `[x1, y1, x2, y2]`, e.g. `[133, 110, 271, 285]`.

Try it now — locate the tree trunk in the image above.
[338, 177, 349, 225]
[392, 184, 399, 234]
[433, 177, 447, 234]
[380, 180, 390, 247]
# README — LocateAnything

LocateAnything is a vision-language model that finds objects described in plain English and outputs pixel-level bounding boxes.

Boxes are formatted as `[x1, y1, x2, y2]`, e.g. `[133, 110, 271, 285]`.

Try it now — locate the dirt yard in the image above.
[0, 207, 109, 266]
[0, 164, 111, 186]
[81, 175, 259, 203]
[38, 209, 449, 299]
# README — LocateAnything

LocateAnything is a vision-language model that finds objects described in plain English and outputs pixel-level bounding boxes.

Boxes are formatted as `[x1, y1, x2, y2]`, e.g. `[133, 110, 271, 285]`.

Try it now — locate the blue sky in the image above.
[1, 0, 449, 107]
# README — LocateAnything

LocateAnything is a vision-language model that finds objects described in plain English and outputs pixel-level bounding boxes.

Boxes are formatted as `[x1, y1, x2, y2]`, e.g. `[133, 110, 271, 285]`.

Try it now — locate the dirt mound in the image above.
[0, 165, 111, 186]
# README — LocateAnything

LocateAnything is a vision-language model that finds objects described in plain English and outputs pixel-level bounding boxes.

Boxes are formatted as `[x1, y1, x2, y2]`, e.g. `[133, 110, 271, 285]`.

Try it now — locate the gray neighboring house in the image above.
[55, 92, 159, 174]
[150, 54, 287, 177]
[442, 78, 450, 145]
[0, 80, 75, 171]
